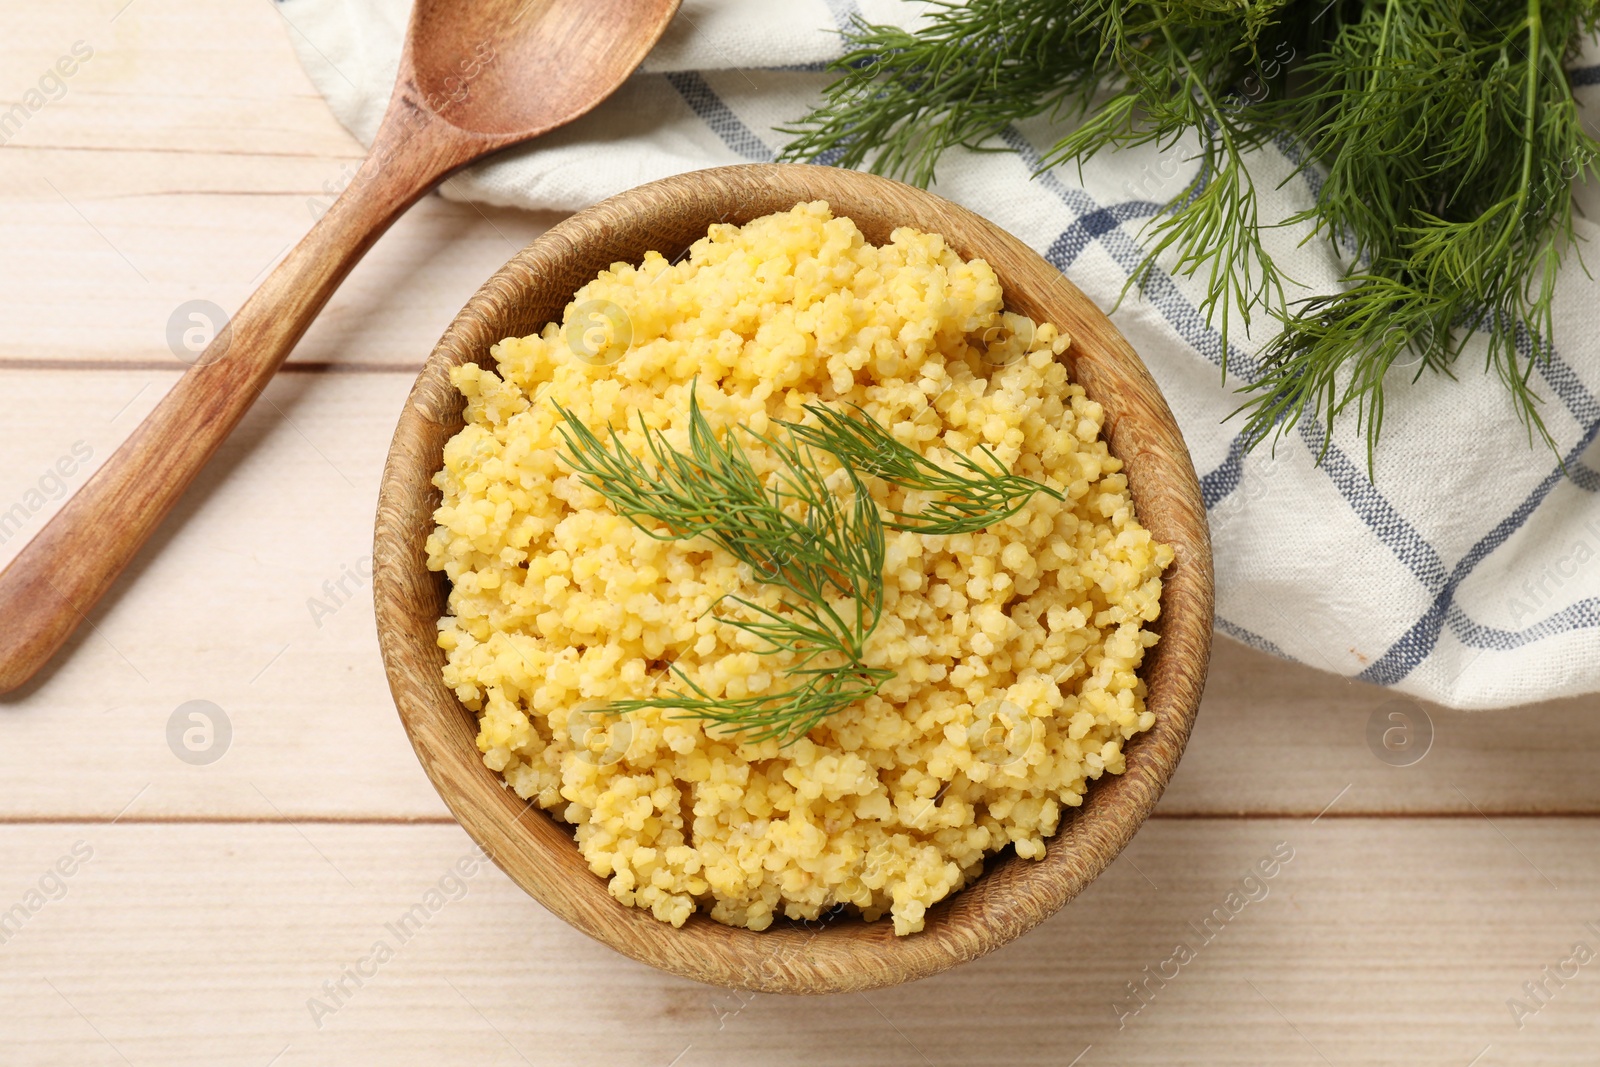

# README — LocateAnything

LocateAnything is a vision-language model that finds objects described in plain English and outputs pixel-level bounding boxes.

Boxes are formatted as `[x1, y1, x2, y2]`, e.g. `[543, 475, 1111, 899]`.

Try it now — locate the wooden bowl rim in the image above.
[373, 163, 1213, 994]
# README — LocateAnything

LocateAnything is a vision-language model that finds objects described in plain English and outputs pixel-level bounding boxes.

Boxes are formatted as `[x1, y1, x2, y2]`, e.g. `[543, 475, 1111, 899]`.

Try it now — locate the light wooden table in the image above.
[4, 3, 1599, 1064]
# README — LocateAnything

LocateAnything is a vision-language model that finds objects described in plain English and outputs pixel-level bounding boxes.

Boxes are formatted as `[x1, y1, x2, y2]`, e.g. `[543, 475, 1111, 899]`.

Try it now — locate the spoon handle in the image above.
[0, 107, 474, 694]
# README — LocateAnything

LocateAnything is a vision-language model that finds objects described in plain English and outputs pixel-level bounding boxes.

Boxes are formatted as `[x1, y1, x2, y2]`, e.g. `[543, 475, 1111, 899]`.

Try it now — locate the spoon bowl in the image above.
[410, 0, 677, 137]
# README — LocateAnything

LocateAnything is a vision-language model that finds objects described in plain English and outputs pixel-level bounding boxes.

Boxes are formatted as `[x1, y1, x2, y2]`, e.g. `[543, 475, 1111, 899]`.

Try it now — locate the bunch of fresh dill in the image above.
[780, 0, 1600, 463]
[555, 391, 1060, 742]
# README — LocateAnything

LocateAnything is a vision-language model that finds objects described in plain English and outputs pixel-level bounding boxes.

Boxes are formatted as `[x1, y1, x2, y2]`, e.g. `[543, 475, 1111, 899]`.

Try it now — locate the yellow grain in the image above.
[427, 202, 1172, 936]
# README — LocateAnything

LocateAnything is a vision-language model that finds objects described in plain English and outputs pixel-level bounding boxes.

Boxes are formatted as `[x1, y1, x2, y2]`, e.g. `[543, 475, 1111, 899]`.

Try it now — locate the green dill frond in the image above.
[1245, 0, 1597, 462]
[554, 388, 1064, 742]
[778, 0, 1110, 186]
[555, 387, 888, 742]
[783, 0, 1600, 466]
[778, 401, 1063, 535]
[603, 665, 895, 745]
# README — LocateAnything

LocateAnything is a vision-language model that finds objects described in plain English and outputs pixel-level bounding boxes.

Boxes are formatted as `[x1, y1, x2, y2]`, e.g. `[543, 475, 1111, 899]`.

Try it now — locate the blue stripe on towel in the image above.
[1293, 415, 1451, 595]
[1214, 615, 1290, 659]
[1360, 413, 1600, 680]
[822, 0, 862, 33]
[665, 72, 775, 162]
[1199, 433, 1253, 510]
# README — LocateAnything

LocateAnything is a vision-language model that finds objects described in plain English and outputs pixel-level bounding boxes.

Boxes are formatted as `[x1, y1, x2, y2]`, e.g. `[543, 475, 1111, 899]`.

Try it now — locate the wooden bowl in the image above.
[373, 163, 1213, 994]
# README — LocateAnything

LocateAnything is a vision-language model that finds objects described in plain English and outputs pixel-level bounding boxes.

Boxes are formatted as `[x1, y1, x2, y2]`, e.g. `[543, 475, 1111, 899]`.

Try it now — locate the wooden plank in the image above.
[0, 819, 1595, 1065]
[0, 367, 446, 820]
[1, 368, 1598, 820]
[0, 0, 355, 240]
[0, 379, 1587, 825]
[1161, 637, 1600, 816]
[0, 173, 551, 371]
[2, 0, 359, 158]
[0, 0, 552, 369]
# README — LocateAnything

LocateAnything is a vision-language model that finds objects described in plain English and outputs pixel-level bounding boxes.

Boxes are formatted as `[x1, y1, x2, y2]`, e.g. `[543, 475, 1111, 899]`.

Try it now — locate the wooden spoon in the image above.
[0, 0, 679, 693]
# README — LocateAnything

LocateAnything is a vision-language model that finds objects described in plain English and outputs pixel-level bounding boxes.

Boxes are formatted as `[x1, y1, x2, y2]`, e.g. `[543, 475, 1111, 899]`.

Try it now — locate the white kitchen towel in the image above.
[280, 0, 1600, 709]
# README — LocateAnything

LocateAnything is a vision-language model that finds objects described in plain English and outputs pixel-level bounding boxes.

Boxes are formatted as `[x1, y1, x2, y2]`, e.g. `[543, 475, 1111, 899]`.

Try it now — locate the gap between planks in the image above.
[6, 811, 1600, 826]
[0, 359, 422, 374]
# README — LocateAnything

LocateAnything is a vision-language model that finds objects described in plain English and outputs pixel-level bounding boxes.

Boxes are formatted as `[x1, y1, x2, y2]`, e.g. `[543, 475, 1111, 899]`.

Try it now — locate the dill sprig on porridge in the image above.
[554, 389, 1060, 742]
[779, 401, 1066, 536]
[554, 388, 890, 743]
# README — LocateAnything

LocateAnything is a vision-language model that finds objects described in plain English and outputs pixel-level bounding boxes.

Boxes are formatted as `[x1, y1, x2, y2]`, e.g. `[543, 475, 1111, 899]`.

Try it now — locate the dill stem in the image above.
[1495, 0, 1545, 388]
[1475, 0, 1542, 282]
[1368, 0, 1398, 99]
[1159, 25, 1241, 178]
[1466, 0, 1542, 357]
[1509, 0, 1542, 257]
[1158, 23, 1255, 366]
